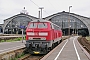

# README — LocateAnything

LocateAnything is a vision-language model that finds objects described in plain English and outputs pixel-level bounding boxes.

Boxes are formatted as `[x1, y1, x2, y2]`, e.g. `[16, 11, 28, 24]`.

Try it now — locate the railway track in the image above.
[0, 48, 25, 60]
[0, 34, 22, 42]
[78, 37, 90, 54]
[0, 47, 44, 60]
[19, 54, 44, 60]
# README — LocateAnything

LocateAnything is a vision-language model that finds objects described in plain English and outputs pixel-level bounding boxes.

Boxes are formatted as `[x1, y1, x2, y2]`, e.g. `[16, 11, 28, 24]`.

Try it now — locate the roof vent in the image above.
[62, 11, 65, 12]
[20, 7, 29, 14]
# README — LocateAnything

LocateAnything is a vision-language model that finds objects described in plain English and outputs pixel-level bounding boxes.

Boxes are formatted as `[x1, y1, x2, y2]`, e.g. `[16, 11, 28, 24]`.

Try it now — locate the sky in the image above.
[0, 0, 90, 24]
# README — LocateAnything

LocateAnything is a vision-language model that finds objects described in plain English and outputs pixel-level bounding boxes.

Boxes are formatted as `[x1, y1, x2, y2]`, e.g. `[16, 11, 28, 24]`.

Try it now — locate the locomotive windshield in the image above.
[28, 22, 47, 28]
[29, 23, 37, 28]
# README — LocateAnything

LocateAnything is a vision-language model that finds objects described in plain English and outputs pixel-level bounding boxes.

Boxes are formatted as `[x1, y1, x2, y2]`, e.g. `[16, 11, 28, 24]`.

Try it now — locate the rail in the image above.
[0, 36, 22, 42]
[0, 47, 25, 60]
[78, 37, 90, 54]
[18, 54, 44, 60]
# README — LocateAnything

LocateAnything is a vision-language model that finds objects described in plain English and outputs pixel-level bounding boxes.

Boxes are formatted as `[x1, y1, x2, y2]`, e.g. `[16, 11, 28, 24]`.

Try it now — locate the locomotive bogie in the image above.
[25, 40, 53, 54]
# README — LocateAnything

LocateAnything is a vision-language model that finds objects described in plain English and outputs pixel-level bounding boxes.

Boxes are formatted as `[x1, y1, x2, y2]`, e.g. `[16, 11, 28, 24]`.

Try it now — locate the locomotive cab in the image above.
[26, 20, 50, 41]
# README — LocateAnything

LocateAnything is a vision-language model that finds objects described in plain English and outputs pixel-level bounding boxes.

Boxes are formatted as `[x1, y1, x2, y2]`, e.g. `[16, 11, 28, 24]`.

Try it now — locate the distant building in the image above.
[44, 11, 90, 36]
[0, 24, 3, 33]
[3, 13, 38, 34]
[0, 11, 90, 36]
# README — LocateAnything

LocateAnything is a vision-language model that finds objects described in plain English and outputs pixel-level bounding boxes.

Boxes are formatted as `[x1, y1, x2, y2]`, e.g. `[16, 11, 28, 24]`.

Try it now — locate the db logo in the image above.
[35, 33, 38, 35]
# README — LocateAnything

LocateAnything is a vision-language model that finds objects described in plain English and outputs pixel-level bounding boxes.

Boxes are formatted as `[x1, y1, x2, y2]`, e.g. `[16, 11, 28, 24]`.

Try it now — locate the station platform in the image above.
[41, 36, 89, 60]
[0, 40, 25, 54]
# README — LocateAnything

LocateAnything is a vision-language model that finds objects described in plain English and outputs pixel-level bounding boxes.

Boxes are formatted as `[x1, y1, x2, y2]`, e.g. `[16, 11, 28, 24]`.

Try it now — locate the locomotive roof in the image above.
[31, 19, 51, 23]
[31, 19, 61, 28]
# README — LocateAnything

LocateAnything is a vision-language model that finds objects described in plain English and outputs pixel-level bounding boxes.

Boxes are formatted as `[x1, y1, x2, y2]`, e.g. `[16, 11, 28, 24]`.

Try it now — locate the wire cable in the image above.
[29, 0, 49, 16]
[47, 0, 58, 12]
[30, 0, 39, 7]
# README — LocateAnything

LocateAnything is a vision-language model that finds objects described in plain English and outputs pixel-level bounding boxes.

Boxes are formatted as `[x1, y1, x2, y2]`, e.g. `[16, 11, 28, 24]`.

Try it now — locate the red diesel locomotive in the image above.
[25, 19, 62, 54]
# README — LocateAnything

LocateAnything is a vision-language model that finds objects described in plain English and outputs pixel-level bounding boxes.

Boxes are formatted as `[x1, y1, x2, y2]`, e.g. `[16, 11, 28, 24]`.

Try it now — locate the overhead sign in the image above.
[19, 26, 25, 29]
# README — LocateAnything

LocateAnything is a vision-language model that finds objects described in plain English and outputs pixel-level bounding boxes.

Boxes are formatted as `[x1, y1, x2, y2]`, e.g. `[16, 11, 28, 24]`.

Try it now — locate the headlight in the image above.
[39, 32, 48, 36]
[41, 37, 46, 40]
[27, 32, 34, 35]
[28, 37, 33, 40]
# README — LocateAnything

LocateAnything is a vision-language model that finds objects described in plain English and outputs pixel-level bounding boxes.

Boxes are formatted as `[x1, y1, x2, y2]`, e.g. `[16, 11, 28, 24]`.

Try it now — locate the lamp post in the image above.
[39, 7, 44, 19]
[73, 20, 75, 34]
[68, 6, 72, 35]
[77, 23, 78, 35]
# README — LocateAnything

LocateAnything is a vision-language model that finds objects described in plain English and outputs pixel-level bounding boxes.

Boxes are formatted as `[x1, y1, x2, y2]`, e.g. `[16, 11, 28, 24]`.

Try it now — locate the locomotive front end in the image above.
[25, 20, 52, 54]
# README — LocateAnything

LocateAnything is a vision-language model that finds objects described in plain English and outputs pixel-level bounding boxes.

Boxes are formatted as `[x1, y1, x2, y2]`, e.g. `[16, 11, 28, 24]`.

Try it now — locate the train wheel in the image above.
[24, 48, 29, 54]
[60, 39, 62, 43]
[52, 43, 55, 49]
[48, 47, 51, 52]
